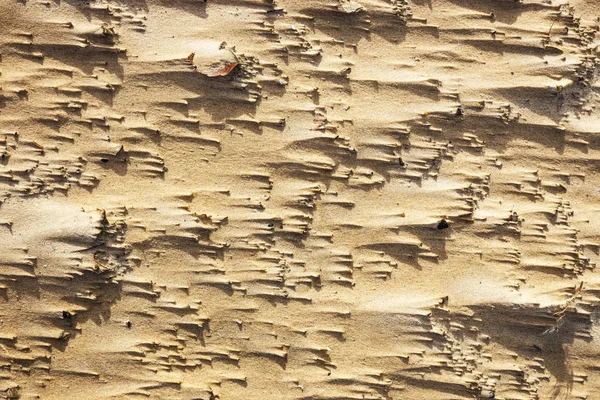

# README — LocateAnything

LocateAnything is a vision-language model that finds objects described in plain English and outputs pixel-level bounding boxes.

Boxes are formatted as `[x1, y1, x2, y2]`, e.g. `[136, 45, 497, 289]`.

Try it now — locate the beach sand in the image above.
[1, 0, 600, 398]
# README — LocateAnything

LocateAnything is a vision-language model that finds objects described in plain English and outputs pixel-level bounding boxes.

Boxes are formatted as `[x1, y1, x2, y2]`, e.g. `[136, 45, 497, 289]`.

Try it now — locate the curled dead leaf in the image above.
[206, 62, 238, 77]
[188, 41, 239, 77]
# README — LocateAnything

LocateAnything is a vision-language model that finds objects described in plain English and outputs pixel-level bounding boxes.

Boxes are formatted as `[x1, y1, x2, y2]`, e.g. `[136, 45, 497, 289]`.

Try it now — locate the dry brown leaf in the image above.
[207, 62, 238, 77]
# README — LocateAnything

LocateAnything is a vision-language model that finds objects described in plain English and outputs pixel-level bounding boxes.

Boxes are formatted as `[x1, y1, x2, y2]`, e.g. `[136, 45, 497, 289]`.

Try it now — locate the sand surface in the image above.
[1, 0, 600, 399]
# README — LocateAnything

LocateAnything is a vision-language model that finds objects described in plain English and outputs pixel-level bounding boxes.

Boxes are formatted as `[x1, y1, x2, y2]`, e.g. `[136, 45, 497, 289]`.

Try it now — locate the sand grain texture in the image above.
[1, 0, 600, 399]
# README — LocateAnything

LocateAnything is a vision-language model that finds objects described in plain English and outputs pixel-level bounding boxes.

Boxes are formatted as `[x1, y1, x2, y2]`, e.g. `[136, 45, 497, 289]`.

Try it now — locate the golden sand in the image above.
[1, 0, 600, 398]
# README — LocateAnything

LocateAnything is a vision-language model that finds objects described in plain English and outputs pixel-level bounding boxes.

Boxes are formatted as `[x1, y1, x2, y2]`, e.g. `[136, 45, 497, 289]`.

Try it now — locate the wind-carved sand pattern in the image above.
[1, 0, 600, 399]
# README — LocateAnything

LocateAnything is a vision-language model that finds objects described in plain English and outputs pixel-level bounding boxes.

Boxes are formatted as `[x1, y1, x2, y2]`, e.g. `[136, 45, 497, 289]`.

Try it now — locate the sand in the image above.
[1, 0, 600, 398]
